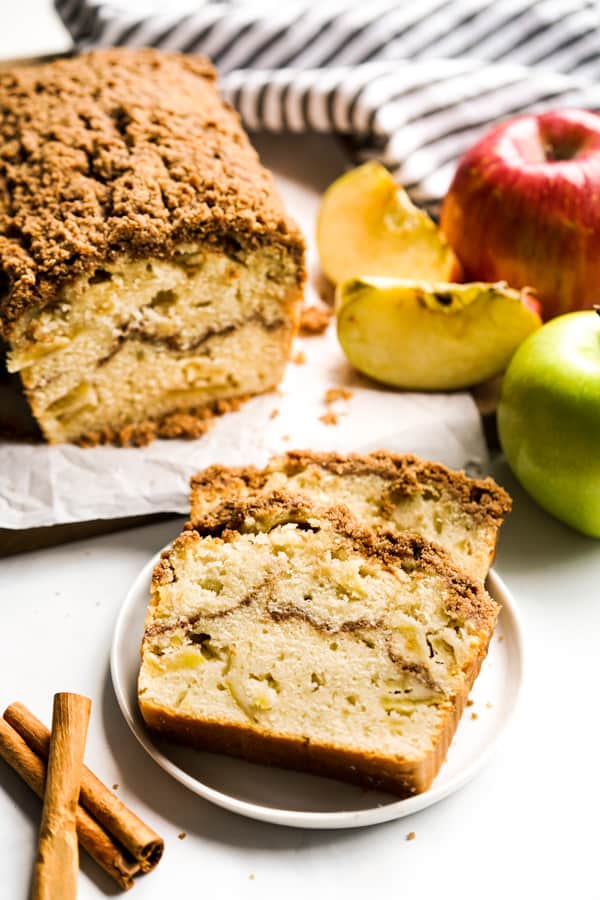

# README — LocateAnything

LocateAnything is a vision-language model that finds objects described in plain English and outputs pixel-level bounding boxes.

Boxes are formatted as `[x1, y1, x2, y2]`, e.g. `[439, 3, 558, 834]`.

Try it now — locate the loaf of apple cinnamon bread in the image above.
[0, 49, 305, 445]
[138, 493, 499, 796]
[190, 450, 511, 582]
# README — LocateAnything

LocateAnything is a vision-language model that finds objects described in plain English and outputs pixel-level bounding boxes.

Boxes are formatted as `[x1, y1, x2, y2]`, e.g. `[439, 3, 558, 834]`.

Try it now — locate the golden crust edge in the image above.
[137, 635, 492, 798]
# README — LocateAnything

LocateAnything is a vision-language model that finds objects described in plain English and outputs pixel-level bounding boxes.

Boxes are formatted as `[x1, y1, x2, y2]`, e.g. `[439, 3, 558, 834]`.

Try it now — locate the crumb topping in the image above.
[190, 449, 511, 526]
[0, 48, 305, 334]
[184, 488, 499, 628]
[279, 450, 511, 522]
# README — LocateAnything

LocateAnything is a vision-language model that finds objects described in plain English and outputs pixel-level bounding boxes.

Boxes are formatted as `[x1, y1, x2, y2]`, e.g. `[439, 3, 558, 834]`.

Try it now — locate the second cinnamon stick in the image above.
[5, 701, 164, 870]
[0, 716, 140, 890]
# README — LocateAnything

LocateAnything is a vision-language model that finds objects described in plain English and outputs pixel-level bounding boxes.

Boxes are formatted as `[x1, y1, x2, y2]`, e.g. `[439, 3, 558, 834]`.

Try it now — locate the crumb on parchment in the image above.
[406, 832, 416, 841]
[299, 304, 332, 335]
[320, 386, 353, 425]
[292, 349, 306, 364]
[324, 387, 353, 404]
[178, 832, 187, 840]
[466, 699, 474, 707]
[319, 411, 338, 426]
[471, 712, 478, 720]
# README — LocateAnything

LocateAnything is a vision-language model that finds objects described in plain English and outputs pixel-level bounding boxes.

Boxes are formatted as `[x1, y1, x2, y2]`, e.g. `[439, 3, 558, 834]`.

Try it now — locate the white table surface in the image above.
[1, 5, 600, 899]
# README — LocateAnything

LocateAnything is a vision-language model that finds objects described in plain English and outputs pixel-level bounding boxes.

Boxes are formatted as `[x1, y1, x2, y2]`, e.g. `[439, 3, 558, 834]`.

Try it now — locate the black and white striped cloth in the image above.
[56, 0, 600, 214]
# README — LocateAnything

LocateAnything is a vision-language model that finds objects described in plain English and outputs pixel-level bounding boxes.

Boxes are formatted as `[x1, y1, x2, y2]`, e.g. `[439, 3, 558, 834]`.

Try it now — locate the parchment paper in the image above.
[0, 133, 488, 530]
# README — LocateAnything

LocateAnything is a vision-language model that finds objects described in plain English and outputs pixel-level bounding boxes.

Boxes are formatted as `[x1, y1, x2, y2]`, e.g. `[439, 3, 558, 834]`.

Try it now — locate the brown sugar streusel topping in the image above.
[189, 450, 512, 529]
[0, 48, 305, 335]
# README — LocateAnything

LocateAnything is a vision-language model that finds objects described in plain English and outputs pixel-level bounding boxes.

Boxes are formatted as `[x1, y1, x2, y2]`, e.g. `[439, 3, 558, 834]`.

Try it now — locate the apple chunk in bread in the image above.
[336, 278, 541, 391]
[316, 162, 460, 285]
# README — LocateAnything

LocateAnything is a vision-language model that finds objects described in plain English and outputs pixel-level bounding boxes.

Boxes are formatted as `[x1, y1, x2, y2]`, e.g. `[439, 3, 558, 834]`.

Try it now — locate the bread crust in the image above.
[139, 639, 488, 798]
[75, 394, 251, 448]
[0, 48, 305, 336]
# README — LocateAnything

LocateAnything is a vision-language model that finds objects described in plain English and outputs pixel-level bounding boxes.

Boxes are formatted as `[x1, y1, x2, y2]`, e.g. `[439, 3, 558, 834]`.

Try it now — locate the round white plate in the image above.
[111, 553, 523, 829]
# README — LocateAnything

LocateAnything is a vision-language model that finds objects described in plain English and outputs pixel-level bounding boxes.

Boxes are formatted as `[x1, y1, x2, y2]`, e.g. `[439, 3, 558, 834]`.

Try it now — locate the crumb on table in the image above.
[406, 831, 416, 841]
[299, 304, 333, 335]
[112, 784, 119, 791]
[178, 832, 187, 840]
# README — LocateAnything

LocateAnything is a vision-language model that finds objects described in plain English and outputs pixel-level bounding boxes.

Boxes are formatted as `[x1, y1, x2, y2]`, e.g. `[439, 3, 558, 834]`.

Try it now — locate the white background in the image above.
[1, 4, 600, 899]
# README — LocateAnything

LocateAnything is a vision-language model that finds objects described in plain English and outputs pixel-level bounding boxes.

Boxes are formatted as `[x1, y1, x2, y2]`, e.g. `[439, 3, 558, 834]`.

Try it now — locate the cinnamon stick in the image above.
[0, 717, 140, 890]
[31, 693, 91, 900]
[4, 702, 164, 870]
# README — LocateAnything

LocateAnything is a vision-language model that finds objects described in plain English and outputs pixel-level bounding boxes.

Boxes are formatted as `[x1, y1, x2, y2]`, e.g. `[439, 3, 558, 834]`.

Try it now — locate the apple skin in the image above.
[441, 109, 600, 320]
[317, 161, 460, 285]
[497, 310, 600, 537]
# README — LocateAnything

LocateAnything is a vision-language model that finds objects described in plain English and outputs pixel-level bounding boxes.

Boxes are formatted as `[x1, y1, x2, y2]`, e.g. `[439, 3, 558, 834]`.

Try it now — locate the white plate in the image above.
[111, 553, 524, 829]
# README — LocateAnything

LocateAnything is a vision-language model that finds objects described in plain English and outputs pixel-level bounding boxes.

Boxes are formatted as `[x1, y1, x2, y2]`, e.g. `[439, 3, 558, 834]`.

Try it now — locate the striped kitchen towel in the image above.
[56, 0, 600, 214]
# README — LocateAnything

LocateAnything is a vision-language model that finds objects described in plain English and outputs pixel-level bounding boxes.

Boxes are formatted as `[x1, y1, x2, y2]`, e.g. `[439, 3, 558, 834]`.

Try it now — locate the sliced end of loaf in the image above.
[7, 243, 302, 444]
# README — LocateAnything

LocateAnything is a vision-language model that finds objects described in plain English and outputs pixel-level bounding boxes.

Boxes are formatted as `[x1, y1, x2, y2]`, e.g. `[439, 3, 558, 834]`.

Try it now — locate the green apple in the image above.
[317, 162, 460, 285]
[336, 277, 541, 390]
[498, 310, 600, 537]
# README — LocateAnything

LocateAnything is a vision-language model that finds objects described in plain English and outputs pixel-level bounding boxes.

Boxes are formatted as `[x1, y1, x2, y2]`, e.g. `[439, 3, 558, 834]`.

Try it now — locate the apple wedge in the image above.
[336, 278, 542, 391]
[317, 161, 459, 285]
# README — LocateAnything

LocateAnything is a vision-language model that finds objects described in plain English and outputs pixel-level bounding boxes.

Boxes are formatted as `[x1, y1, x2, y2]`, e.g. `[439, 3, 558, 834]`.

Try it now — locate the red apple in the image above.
[441, 109, 600, 320]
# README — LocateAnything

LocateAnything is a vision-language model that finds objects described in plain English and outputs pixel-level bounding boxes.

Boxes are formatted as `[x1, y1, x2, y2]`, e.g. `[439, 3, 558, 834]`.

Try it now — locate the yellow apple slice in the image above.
[336, 278, 542, 391]
[317, 162, 459, 285]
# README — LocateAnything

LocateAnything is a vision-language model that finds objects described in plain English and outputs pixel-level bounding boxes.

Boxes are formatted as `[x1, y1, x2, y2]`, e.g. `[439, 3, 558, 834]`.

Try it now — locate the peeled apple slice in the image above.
[336, 278, 542, 391]
[317, 162, 460, 285]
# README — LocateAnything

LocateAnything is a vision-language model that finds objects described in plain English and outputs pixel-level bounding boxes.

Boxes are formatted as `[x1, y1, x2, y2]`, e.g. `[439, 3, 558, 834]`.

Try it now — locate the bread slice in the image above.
[0, 49, 305, 445]
[138, 493, 499, 797]
[190, 450, 511, 583]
